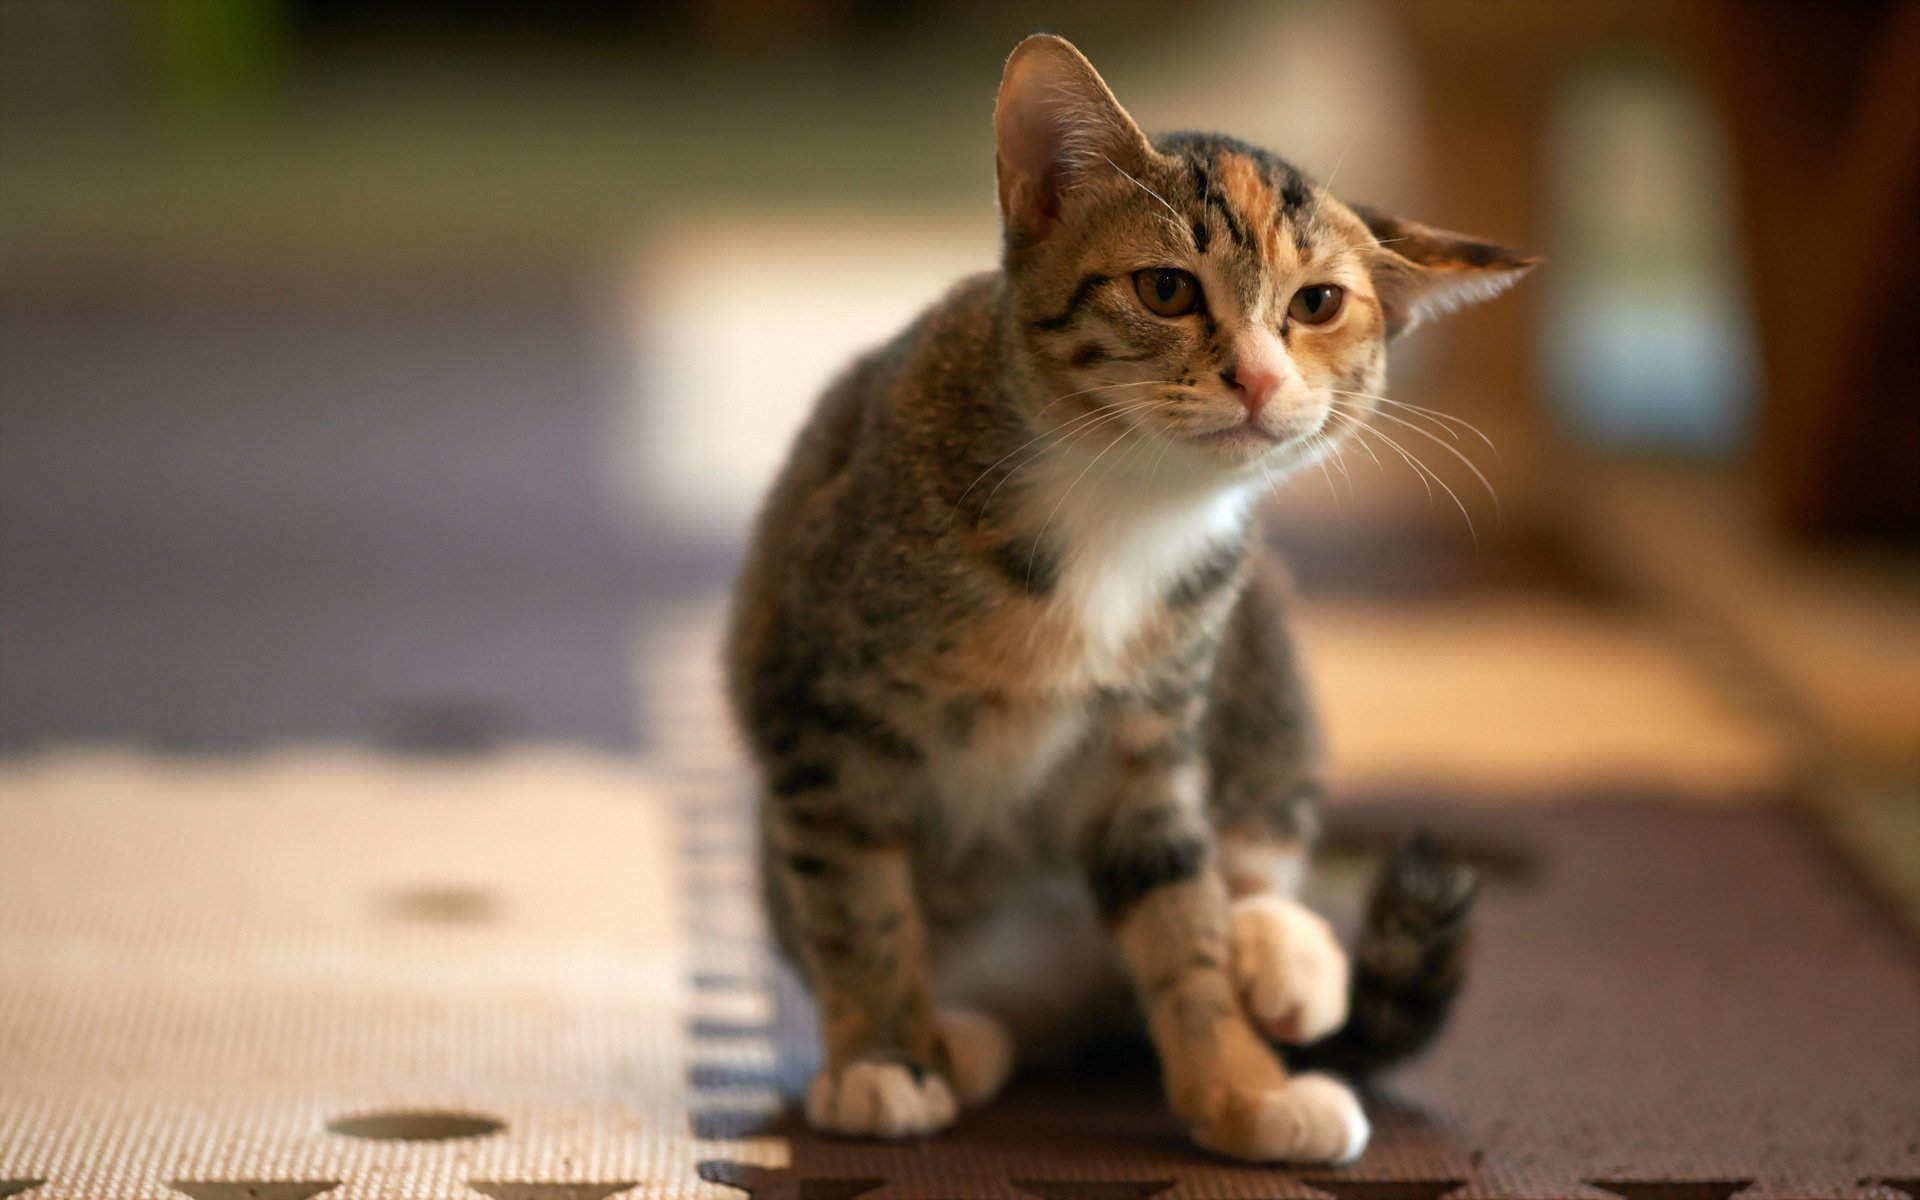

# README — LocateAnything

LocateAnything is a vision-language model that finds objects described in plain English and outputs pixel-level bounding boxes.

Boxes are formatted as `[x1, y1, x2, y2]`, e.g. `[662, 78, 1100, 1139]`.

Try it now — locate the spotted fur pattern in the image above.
[725, 34, 1530, 1164]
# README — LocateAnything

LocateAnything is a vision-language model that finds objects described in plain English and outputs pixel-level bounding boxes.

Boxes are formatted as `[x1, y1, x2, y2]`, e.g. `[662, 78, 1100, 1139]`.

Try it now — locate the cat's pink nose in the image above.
[1223, 359, 1283, 418]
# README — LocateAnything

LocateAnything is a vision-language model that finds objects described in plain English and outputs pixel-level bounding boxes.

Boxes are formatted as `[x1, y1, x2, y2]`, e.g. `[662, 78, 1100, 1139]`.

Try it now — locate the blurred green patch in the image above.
[154, 0, 291, 124]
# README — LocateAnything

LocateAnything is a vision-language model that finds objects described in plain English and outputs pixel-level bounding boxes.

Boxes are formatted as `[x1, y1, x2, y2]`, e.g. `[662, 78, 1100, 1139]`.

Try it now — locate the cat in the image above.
[724, 33, 1530, 1164]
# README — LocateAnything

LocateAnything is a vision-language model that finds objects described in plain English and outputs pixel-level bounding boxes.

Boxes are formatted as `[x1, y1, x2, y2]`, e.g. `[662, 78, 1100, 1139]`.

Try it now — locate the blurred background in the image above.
[4, 2, 1920, 1189]
[2, 0, 1916, 849]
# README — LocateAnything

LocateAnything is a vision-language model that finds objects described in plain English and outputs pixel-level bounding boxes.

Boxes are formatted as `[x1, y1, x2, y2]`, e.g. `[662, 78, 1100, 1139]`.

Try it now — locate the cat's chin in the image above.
[1178, 423, 1310, 476]
[1186, 424, 1284, 451]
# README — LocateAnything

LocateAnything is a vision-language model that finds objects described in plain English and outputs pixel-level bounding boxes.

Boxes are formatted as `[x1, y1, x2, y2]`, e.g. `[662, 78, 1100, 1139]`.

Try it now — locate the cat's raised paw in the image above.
[805, 1059, 958, 1139]
[1193, 1072, 1370, 1164]
[1229, 894, 1350, 1044]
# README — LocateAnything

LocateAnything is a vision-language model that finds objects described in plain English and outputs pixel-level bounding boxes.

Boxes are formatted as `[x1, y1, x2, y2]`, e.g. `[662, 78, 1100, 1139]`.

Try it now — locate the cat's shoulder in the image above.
[875, 269, 1004, 388]
[827, 269, 1007, 445]
[777, 268, 1005, 498]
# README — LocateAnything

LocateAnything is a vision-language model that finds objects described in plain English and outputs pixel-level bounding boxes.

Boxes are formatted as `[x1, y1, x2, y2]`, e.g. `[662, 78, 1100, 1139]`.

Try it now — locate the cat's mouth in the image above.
[1186, 422, 1285, 451]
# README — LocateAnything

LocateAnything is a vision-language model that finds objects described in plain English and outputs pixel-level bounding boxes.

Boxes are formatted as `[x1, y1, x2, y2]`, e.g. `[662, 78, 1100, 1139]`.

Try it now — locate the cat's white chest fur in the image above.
[1033, 445, 1255, 684]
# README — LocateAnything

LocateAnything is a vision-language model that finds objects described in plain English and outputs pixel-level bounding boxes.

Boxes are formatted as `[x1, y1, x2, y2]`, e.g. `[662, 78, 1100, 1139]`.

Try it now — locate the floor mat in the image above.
[0, 617, 1906, 1199]
[0, 748, 779, 1199]
[690, 799, 1920, 1200]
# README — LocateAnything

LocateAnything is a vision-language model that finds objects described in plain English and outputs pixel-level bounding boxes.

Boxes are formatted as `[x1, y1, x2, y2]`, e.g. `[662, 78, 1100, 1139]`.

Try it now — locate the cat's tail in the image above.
[1282, 831, 1480, 1083]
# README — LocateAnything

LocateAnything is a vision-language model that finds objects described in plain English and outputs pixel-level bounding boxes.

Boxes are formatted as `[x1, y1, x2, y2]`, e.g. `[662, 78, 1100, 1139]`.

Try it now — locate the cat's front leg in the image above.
[768, 770, 959, 1138]
[1082, 717, 1368, 1164]
[1206, 558, 1351, 1046]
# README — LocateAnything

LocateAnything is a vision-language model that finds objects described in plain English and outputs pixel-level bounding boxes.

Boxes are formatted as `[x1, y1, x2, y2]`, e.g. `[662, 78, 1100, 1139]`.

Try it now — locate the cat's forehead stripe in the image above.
[1185, 156, 1251, 252]
[1175, 145, 1321, 268]
[1215, 154, 1276, 254]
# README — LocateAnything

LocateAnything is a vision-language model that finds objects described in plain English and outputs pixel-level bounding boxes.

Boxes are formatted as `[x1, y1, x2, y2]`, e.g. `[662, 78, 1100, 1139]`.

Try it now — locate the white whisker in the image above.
[1333, 404, 1432, 505]
[1349, 402, 1500, 516]
[1319, 432, 1354, 486]
[1333, 388, 1499, 454]
[1025, 402, 1178, 587]
[1303, 435, 1345, 520]
[977, 397, 1176, 518]
[1341, 413, 1478, 548]
[1146, 414, 1182, 488]
[951, 380, 1178, 520]
[1103, 154, 1186, 230]
[1322, 408, 1384, 472]
[1322, 137, 1356, 193]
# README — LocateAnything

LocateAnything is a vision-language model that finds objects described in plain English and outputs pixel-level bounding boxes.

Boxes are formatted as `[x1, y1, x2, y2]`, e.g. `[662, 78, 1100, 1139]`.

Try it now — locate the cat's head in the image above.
[994, 34, 1534, 480]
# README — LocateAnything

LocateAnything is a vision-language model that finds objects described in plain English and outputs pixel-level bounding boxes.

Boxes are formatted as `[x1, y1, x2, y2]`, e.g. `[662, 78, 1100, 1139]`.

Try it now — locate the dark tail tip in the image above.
[1284, 830, 1480, 1081]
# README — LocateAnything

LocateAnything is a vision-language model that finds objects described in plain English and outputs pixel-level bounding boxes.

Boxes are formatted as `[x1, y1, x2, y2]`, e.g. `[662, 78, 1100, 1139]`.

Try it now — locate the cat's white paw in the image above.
[1251, 1073, 1370, 1163]
[937, 1006, 1015, 1107]
[1190, 1072, 1370, 1164]
[1229, 893, 1349, 1044]
[805, 1059, 957, 1138]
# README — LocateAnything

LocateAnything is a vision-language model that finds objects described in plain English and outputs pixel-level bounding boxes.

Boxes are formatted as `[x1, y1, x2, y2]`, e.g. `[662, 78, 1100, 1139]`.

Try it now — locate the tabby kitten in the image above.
[725, 34, 1530, 1164]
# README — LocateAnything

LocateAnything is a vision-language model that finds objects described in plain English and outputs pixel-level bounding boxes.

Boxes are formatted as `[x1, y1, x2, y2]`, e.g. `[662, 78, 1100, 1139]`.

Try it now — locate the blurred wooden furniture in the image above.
[1694, 0, 1920, 541]
[1389, 0, 1920, 543]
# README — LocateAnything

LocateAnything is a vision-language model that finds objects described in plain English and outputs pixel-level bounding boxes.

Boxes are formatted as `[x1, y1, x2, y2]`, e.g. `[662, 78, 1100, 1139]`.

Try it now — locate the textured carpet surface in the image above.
[2, 613, 1912, 1199]
[0, 748, 780, 1200]
[640, 608, 1917, 1199]
[690, 798, 1920, 1199]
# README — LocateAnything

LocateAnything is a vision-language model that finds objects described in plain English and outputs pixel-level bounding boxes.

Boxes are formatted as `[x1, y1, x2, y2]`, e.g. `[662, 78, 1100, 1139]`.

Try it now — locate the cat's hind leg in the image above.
[936, 1006, 1015, 1106]
[927, 875, 1137, 1105]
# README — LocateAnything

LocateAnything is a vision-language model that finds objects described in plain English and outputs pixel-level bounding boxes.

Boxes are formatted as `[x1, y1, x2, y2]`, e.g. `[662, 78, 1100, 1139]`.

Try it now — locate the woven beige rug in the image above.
[0, 747, 781, 1200]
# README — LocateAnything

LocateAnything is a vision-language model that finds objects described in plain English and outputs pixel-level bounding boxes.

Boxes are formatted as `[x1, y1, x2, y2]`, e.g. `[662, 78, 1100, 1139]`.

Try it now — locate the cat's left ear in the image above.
[995, 34, 1155, 244]
[1351, 203, 1539, 338]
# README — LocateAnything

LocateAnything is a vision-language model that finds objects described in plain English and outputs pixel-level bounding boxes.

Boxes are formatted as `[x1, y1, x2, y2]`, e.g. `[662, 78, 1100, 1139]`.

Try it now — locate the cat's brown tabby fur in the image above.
[725, 34, 1531, 1164]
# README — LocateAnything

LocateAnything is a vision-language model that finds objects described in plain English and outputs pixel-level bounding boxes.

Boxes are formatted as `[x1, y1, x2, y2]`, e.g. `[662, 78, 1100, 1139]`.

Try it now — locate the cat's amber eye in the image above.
[1133, 269, 1202, 318]
[1288, 283, 1345, 326]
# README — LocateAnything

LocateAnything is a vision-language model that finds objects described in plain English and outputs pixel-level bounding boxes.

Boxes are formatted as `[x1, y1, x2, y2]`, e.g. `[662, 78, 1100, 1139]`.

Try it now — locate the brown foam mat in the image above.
[688, 798, 1920, 1200]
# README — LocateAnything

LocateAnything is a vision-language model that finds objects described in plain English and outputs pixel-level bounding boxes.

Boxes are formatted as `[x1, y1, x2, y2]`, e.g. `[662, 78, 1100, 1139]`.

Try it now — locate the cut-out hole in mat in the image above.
[1014, 1183, 1175, 1200]
[325, 1110, 505, 1141]
[1297, 1181, 1466, 1200]
[697, 1164, 880, 1200]
[169, 1184, 340, 1200]
[374, 884, 501, 924]
[468, 1184, 638, 1200]
[1589, 1183, 1753, 1200]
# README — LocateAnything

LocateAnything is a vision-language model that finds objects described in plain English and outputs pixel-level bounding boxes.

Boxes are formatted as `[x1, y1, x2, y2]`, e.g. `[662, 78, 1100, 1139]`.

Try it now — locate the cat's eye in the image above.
[1287, 283, 1345, 326]
[1133, 269, 1202, 318]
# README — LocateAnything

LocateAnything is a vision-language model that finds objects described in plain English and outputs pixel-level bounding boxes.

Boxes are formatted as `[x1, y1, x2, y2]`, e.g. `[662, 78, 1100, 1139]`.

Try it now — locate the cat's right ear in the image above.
[1350, 203, 1538, 338]
[995, 34, 1154, 244]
